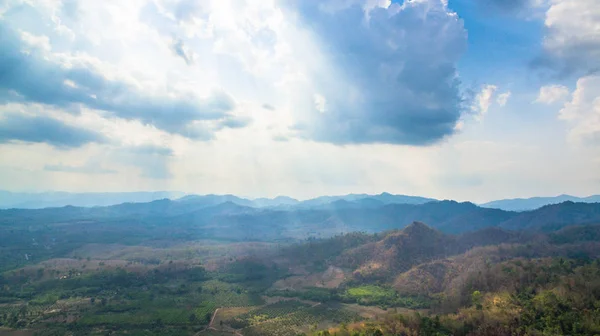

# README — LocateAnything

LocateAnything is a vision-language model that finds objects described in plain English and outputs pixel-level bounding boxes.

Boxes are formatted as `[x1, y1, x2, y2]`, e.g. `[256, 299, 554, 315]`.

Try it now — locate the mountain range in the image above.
[3, 190, 599, 211]
[2, 195, 600, 242]
[0, 191, 435, 210]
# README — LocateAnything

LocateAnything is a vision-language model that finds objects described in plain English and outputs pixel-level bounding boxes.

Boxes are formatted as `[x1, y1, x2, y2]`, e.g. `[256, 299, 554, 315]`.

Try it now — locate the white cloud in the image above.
[558, 75, 600, 145]
[496, 91, 511, 106]
[536, 84, 570, 104]
[0, 2, 247, 141]
[472, 85, 498, 119]
[542, 0, 600, 73]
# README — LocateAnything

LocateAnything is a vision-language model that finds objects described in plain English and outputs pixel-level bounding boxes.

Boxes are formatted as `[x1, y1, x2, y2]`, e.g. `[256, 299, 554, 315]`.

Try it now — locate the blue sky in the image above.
[0, 0, 598, 202]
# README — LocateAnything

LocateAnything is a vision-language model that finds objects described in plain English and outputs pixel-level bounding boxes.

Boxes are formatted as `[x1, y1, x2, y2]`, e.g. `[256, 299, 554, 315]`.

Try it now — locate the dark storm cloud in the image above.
[0, 21, 246, 140]
[288, 1, 468, 145]
[0, 112, 106, 148]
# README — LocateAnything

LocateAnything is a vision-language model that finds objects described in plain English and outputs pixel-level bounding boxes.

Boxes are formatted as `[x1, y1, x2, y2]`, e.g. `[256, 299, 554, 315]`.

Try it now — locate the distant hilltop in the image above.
[480, 194, 600, 211]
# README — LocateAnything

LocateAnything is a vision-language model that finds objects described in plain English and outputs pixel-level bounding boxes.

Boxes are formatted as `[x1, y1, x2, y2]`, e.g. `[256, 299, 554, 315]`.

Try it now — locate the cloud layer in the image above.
[0, 112, 106, 148]
[0, 0, 471, 147]
[0, 17, 242, 141]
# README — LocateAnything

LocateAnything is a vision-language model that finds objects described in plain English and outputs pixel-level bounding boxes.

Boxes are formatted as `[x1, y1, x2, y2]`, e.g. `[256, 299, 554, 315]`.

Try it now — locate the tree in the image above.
[189, 313, 197, 323]
[471, 291, 483, 310]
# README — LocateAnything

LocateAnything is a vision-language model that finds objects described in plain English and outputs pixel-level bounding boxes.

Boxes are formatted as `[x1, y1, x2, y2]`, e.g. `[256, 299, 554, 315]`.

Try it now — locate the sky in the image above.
[0, 0, 599, 202]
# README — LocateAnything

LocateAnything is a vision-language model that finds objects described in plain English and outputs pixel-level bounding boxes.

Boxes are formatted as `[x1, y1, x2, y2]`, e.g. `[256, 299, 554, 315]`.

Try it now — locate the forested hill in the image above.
[275, 223, 600, 336]
[276, 221, 540, 284]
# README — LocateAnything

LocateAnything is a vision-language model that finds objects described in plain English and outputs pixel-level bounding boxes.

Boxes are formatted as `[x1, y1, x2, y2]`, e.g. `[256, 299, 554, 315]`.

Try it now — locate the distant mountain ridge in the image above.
[3, 196, 600, 240]
[0, 191, 435, 210]
[481, 194, 600, 211]
[0, 190, 186, 209]
[2, 190, 599, 214]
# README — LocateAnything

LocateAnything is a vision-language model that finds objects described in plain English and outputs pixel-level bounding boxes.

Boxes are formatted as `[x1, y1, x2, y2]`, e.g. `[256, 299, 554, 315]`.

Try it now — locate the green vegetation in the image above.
[267, 286, 431, 309]
[3, 200, 600, 335]
[0, 259, 273, 335]
[199, 279, 264, 307]
[340, 285, 431, 309]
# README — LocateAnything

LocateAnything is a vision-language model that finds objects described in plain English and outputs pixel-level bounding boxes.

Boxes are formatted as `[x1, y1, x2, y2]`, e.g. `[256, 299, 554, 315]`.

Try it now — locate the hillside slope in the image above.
[278, 222, 532, 285]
